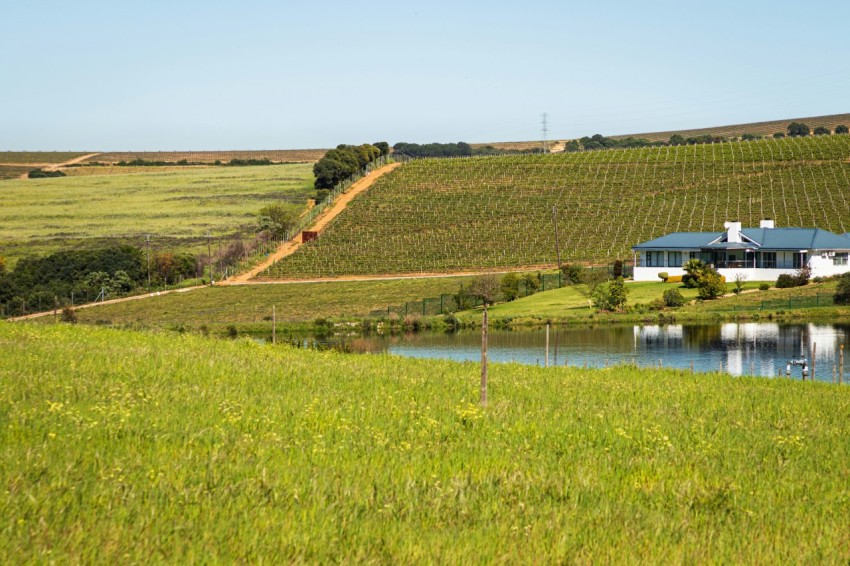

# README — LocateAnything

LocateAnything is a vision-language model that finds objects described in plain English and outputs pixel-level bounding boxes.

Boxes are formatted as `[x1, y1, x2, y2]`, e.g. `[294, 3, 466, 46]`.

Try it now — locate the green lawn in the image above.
[466, 280, 765, 323]
[0, 164, 314, 265]
[2, 321, 849, 562]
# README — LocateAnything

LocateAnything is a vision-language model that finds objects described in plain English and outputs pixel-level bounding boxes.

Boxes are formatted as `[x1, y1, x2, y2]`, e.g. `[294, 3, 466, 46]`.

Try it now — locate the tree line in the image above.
[312, 143, 390, 201]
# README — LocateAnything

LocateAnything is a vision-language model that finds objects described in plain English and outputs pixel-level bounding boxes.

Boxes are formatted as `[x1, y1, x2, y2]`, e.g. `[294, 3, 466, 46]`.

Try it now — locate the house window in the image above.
[668, 252, 682, 267]
[793, 253, 808, 269]
[645, 251, 665, 267]
[758, 252, 776, 268]
[834, 253, 848, 266]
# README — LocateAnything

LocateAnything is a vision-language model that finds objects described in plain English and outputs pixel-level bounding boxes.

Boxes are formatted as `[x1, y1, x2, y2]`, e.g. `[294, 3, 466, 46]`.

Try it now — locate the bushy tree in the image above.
[834, 273, 850, 304]
[561, 263, 584, 284]
[60, 306, 77, 323]
[741, 133, 761, 141]
[697, 269, 726, 299]
[469, 275, 500, 306]
[662, 288, 686, 307]
[500, 273, 520, 301]
[669, 134, 686, 146]
[773, 132, 786, 138]
[611, 259, 624, 278]
[372, 141, 390, 156]
[591, 277, 628, 311]
[521, 273, 541, 294]
[787, 122, 810, 137]
[682, 259, 708, 288]
[836, 125, 849, 135]
[257, 203, 298, 238]
[813, 126, 831, 136]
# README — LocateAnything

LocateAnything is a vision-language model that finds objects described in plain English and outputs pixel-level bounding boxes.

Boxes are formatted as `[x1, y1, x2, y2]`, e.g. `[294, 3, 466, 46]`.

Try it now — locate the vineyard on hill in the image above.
[263, 134, 850, 278]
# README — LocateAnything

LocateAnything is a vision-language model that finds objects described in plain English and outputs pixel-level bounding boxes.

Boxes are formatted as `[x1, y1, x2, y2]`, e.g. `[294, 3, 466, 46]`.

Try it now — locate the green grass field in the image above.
[265, 134, 850, 278]
[1, 321, 849, 562]
[61, 276, 479, 330]
[0, 164, 314, 265]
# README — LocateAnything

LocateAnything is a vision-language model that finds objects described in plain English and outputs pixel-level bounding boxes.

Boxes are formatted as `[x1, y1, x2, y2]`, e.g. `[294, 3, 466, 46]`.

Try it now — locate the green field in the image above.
[60, 276, 479, 329]
[0, 151, 89, 164]
[2, 321, 849, 562]
[0, 164, 314, 265]
[265, 134, 850, 278]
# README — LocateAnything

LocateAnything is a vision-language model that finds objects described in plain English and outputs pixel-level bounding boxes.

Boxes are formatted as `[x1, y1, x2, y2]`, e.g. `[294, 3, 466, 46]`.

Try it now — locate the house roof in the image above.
[633, 227, 850, 251]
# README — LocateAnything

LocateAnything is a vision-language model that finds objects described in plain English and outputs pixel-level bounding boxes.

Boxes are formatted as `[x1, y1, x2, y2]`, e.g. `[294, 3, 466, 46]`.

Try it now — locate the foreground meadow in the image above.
[1, 322, 849, 562]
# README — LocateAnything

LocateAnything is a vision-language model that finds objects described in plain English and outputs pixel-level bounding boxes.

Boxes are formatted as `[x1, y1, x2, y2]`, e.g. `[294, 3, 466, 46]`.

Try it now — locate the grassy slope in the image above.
[65, 276, 478, 328]
[0, 151, 89, 164]
[610, 113, 850, 142]
[266, 134, 850, 278]
[1, 322, 849, 562]
[0, 164, 314, 264]
[465, 280, 849, 325]
[474, 113, 850, 147]
[82, 149, 327, 164]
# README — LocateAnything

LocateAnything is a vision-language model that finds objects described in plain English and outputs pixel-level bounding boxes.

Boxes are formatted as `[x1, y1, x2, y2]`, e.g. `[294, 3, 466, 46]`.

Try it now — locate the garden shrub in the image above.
[662, 288, 686, 308]
[834, 273, 850, 305]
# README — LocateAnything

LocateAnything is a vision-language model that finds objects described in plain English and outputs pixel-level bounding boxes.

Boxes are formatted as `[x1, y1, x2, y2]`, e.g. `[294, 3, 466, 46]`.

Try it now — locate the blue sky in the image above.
[2, 1, 848, 150]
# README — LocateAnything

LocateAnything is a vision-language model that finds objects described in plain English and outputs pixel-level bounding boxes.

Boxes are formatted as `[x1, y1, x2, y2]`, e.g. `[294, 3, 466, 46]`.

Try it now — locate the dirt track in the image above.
[17, 152, 102, 179]
[224, 161, 402, 284]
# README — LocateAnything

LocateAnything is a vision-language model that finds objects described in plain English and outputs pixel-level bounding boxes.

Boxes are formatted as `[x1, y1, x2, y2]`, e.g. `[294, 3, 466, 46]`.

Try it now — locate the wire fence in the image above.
[367, 266, 629, 318]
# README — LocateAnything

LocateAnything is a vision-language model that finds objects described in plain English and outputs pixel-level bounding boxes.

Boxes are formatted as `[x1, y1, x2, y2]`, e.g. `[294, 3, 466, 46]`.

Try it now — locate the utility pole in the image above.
[145, 234, 151, 292]
[552, 205, 562, 270]
[541, 113, 549, 153]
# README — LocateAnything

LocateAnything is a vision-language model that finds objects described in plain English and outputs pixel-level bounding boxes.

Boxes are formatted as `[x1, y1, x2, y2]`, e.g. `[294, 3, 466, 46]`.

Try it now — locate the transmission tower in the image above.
[540, 113, 549, 153]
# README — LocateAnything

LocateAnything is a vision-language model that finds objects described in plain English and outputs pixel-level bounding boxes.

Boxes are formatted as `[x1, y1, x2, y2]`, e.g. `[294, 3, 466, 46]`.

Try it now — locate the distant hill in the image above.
[81, 149, 328, 165]
[471, 113, 850, 150]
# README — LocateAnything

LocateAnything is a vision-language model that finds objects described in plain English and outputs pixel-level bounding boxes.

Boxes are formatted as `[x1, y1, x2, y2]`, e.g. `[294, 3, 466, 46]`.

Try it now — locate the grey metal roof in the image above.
[633, 227, 850, 251]
[632, 232, 723, 250]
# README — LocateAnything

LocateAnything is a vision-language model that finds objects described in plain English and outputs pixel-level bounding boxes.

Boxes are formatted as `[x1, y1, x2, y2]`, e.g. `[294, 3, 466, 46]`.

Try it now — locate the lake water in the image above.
[344, 323, 850, 382]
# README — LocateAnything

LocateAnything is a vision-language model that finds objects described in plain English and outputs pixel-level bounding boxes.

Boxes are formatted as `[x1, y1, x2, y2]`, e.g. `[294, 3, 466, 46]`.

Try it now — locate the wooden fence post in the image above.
[480, 306, 488, 407]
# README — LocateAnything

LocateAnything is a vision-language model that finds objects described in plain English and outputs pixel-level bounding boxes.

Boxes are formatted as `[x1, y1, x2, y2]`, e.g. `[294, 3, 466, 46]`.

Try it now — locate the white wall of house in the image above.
[634, 252, 850, 281]
[809, 254, 850, 277]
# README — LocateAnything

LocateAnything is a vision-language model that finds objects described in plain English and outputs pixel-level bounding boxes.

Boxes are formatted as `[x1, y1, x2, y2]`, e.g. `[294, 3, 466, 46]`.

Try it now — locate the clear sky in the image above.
[2, 0, 848, 150]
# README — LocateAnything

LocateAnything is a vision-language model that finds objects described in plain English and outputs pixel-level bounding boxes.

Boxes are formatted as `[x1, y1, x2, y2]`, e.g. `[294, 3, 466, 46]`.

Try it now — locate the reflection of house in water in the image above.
[632, 323, 847, 376]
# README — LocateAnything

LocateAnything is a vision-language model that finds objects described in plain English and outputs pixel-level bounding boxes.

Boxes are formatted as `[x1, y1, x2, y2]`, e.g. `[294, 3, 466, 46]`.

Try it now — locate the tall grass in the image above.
[1, 322, 849, 562]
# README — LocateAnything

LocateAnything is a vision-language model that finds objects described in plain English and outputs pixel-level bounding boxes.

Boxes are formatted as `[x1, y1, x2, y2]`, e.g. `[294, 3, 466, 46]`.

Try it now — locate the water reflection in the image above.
[353, 323, 850, 382]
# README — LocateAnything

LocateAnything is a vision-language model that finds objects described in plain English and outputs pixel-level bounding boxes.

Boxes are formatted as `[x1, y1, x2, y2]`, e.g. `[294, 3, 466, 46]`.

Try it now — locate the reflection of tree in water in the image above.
[682, 325, 722, 349]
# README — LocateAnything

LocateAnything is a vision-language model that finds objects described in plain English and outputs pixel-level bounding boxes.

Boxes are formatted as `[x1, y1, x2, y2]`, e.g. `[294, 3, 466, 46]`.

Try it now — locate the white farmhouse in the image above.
[632, 220, 850, 282]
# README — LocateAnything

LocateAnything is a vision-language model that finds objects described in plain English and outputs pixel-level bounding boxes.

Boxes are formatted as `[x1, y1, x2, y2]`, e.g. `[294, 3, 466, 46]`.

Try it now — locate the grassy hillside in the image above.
[611, 113, 850, 142]
[60, 275, 479, 329]
[472, 114, 850, 149]
[2, 321, 849, 562]
[0, 151, 90, 164]
[0, 164, 314, 265]
[264, 134, 850, 278]
[82, 149, 327, 164]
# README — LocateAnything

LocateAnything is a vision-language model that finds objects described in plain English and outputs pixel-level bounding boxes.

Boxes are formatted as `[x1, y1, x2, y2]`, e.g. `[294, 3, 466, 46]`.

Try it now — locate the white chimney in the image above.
[724, 221, 742, 243]
[760, 219, 775, 229]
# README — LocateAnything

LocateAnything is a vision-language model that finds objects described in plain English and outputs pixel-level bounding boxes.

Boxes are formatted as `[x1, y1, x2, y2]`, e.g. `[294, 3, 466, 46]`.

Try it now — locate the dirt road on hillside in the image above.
[17, 152, 102, 179]
[223, 161, 402, 284]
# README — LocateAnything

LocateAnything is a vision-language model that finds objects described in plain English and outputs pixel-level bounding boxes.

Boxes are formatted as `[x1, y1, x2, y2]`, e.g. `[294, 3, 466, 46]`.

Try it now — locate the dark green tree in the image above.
[836, 125, 849, 134]
[813, 126, 831, 136]
[787, 122, 810, 137]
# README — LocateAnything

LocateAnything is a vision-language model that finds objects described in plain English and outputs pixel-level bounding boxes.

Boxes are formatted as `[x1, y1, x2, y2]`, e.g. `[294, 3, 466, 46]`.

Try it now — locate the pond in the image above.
[341, 323, 850, 382]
